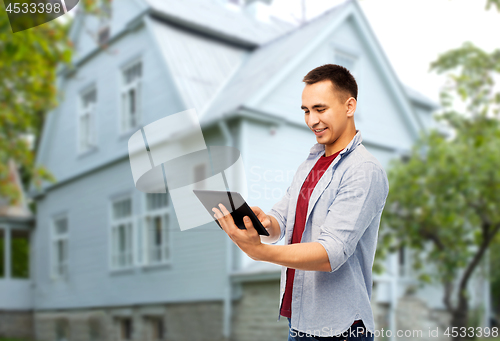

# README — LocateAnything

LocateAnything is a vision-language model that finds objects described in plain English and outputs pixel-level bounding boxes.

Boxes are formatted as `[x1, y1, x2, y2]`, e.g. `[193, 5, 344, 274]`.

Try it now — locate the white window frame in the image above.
[333, 49, 358, 75]
[147, 316, 165, 341]
[55, 319, 70, 341]
[78, 86, 97, 154]
[96, 0, 111, 46]
[120, 59, 142, 134]
[117, 317, 133, 341]
[109, 195, 135, 271]
[51, 214, 69, 280]
[142, 193, 172, 267]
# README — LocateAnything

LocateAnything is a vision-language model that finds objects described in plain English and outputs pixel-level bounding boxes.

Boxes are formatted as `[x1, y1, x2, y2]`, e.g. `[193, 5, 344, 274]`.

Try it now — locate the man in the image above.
[213, 64, 389, 340]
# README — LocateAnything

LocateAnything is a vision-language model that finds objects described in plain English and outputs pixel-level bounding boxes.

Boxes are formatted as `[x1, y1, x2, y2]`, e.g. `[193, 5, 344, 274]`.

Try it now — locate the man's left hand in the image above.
[212, 203, 263, 260]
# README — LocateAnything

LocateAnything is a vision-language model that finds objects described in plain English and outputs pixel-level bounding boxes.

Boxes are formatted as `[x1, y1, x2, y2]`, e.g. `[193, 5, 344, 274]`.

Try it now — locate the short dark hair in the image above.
[302, 64, 358, 102]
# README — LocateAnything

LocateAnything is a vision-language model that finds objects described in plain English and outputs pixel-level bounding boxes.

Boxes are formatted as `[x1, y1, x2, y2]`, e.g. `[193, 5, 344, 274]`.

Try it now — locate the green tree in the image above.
[0, 5, 71, 205]
[0, 1, 111, 282]
[375, 42, 500, 341]
[487, 0, 500, 11]
[0, 0, 111, 206]
[491, 233, 500, 319]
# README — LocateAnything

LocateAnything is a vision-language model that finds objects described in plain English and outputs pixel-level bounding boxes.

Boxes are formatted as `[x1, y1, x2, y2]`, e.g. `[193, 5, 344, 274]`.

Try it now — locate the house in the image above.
[0, 0, 491, 340]
[0, 159, 34, 340]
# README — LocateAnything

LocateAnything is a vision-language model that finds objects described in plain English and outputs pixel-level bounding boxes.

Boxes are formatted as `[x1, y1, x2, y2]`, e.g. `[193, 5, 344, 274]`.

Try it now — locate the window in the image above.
[11, 230, 30, 279]
[89, 318, 102, 341]
[334, 50, 357, 74]
[119, 318, 133, 340]
[79, 87, 97, 153]
[144, 193, 170, 265]
[98, 27, 110, 46]
[398, 245, 412, 277]
[0, 229, 4, 278]
[334, 49, 362, 118]
[120, 60, 142, 133]
[147, 317, 165, 341]
[96, 0, 111, 46]
[111, 197, 134, 269]
[52, 216, 68, 279]
[55, 319, 69, 341]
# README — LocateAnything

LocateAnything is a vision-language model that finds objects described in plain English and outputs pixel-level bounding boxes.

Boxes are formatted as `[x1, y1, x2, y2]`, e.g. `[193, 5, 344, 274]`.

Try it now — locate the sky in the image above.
[270, 0, 500, 104]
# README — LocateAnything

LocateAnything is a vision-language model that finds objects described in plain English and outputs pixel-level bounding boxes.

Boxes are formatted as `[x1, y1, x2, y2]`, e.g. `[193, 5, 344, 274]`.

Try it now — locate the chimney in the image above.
[243, 0, 273, 22]
[223, 0, 273, 22]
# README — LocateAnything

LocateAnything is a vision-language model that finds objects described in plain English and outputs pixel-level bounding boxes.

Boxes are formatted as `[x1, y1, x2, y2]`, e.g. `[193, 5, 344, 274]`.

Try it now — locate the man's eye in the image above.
[318, 109, 326, 113]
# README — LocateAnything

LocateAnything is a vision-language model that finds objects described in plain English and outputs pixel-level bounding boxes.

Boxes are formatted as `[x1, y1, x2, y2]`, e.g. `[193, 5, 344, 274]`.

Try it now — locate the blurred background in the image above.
[1, 0, 499, 340]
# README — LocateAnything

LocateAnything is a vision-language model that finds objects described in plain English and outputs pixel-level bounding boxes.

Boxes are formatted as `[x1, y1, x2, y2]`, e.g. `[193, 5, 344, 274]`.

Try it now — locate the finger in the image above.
[265, 215, 272, 228]
[214, 216, 223, 230]
[243, 216, 258, 235]
[212, 208, 226, 231]
[218, 203, 235, 224]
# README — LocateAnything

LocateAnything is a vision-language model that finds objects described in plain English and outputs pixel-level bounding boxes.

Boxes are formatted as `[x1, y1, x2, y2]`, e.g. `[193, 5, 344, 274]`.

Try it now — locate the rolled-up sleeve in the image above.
[266, 185, 292, 245]
[315, 161, 389, 272]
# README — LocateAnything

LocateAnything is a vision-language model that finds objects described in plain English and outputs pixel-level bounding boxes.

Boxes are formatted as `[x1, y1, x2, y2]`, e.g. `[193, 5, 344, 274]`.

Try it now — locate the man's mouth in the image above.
[314, 128, 327, 132]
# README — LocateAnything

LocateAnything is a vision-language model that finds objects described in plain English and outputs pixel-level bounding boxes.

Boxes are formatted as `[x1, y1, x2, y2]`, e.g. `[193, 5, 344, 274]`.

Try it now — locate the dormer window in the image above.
[96, 0, 111, 46]
[97, 26, 110, 46]
[334, 48, 362, 118]
[334, 50, 357, 76]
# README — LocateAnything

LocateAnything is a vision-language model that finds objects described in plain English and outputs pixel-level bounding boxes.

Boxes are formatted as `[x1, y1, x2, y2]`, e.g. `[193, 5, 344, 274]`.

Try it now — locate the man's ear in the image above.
[346, 97, 356, 117]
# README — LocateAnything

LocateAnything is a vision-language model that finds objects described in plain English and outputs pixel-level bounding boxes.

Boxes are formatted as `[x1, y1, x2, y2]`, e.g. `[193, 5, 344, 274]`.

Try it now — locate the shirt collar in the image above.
[308, 130, 363, 157]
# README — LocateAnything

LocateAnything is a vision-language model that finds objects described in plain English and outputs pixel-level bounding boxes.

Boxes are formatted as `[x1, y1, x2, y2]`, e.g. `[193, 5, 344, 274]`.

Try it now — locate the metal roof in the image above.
[146, 0, 295, 47]
[403, 85, 440, 109]
[150, 18, 248, 114]
[198, 1, 349, 125]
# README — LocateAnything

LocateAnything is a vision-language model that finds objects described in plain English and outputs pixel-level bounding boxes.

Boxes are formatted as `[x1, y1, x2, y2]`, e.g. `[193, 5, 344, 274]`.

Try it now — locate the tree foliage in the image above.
[375, 41, 500, 335]
[0, 6, 71, 205]
[487, 0, 500, 11]
[0, 0, 112, 207]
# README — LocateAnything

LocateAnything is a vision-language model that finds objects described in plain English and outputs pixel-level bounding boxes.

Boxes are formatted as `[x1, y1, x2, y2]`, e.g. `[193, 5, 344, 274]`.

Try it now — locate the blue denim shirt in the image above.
[267, 130, 389, 337]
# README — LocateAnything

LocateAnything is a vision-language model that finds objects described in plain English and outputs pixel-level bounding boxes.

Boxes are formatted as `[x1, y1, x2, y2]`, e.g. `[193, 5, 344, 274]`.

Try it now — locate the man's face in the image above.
[301, 80, 351, 147]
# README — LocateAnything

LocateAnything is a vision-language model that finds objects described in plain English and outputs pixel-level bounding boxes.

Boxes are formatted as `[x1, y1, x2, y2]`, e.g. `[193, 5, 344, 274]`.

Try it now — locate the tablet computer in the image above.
[193, 189, 270, 236]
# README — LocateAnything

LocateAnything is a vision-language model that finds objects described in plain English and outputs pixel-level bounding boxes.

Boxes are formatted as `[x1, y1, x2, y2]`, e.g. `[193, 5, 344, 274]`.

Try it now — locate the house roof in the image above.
[198, 1, 349, 126]
[149, 18, 249, 115]
[146, 0, 295, 47]
[35, 0, 437, 198]
[404, 85, 440, 109]
[197, 0, 432, 137]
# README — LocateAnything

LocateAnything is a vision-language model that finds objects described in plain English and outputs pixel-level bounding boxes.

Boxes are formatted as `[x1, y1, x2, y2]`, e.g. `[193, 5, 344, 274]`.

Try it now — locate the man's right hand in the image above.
[250, 206, 280, 243]
[250, 206, 272, 229]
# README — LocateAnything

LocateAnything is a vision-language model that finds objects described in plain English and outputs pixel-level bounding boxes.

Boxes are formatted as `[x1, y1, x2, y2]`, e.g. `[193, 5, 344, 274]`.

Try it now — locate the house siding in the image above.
[33, 157, 228, 310]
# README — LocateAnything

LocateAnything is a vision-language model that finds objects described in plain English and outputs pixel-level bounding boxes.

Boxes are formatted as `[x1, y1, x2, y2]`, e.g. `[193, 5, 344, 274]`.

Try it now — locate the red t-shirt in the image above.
[280, 149, 362, 326]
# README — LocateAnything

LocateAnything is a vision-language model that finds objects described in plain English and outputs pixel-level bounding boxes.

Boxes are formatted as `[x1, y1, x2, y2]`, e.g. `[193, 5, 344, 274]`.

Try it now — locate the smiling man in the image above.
[213, 64, 389, 341]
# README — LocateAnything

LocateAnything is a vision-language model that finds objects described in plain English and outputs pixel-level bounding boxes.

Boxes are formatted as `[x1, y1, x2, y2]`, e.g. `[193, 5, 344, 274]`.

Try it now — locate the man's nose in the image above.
[307, 112, 320, 128]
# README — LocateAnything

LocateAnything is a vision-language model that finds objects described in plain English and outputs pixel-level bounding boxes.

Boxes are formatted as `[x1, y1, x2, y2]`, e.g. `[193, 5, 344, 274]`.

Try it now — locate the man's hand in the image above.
[213, 204, 331, 271]
[212, 203, 264, 260]
[250, 206, 281, 243]
[249, 205, 272, 230]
